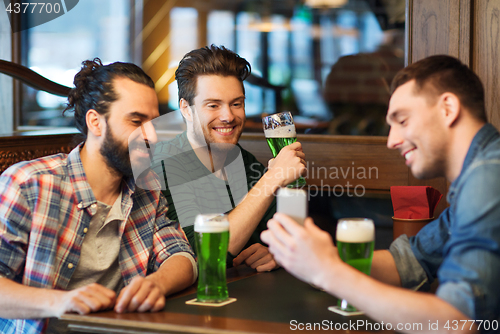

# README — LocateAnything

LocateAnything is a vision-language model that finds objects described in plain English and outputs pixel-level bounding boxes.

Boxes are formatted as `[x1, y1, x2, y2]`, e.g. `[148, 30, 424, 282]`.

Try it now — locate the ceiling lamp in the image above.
[305, 0, 348, 8]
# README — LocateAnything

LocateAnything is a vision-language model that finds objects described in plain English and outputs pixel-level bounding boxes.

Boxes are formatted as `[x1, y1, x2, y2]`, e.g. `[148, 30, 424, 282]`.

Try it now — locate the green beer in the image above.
[265, 136, 297, 157]
[336, 218, 375, 312]
[262, 115, 306, 188]
[336, 240, 375, 275]
[194, 214, 230, 303]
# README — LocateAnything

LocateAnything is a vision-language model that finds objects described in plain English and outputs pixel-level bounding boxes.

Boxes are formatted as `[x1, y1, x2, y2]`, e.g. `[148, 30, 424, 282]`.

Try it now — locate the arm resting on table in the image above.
[147, 253, 196, 296]
[0, 277, 116, 318]
[115, 254, 195, 313]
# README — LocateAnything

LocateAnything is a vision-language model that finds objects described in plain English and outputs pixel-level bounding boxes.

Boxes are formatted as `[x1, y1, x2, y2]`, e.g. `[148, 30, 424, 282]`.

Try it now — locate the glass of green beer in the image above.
[194, 214, 230, 303]
[336, 218, 375, 312]
[262, 111, 306, 188]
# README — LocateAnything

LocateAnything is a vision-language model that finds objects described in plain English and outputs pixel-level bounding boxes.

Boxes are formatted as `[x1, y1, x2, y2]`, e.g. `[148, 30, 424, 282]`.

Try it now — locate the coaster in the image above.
[328, 306, 364, 316]
[185, 297, 237, 307]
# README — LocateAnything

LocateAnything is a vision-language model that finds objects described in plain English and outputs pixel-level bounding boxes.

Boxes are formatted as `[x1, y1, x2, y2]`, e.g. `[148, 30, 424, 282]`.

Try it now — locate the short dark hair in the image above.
[64, 58, 154, 138]
[175, 45, 251, 105]
[391, 55, 487, 122]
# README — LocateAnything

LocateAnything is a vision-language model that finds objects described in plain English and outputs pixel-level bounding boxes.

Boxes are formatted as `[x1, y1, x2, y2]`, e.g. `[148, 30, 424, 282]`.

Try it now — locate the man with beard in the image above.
[0, 59, 196, 334]
[152, 45, 306, 272]
[262, 55, 500, 332]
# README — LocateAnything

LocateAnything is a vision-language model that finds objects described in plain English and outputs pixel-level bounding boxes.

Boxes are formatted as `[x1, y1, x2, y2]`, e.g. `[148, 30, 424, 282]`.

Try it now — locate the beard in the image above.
[100, 123, 133, 178]
[413, 158, 446, 180]
[411, 146, 447, 180]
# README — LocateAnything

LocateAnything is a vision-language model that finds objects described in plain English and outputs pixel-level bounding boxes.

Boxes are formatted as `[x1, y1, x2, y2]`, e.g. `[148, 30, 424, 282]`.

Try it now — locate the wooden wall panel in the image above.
[410, 0, 461, 63]
[0, 134, 76, 174]
[0, 133, 407, 195]
[458, 0, 473, 65]
[406, 0, 475, 215]
[473, 0, 500, 129]
[239, 134, 408, 193]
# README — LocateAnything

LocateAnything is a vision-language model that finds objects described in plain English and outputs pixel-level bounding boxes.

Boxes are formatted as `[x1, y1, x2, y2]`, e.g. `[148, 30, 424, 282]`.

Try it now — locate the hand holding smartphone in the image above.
[276, 187, 308, 225]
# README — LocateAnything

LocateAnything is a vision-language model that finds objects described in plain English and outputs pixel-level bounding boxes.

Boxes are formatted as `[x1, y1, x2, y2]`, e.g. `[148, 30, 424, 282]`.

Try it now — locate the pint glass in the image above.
[194, 214, 230, 303]
[262, 111, 306, 188]
[336, 218, 375, 312]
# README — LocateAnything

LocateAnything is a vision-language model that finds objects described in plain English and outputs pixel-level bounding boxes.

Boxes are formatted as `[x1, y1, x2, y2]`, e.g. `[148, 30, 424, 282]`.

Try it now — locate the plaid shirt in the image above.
[0, 145, 195, 334]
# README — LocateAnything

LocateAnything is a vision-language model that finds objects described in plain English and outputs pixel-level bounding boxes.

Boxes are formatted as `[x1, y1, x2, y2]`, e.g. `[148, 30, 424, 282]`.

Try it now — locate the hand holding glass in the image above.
[262, 111, 306, 188]
[336, 218, 375, 312]
[194, 214, 230, 303]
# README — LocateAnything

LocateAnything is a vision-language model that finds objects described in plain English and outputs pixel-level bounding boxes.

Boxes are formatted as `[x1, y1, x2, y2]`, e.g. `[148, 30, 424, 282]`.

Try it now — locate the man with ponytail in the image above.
[0, 58, 196, 334]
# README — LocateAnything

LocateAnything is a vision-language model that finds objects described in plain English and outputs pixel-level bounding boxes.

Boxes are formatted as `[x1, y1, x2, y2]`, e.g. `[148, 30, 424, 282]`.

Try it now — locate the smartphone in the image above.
[276, 187, 308, 225]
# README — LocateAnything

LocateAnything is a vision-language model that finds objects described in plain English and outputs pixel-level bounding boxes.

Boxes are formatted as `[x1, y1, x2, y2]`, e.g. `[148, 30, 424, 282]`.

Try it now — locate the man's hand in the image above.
[115, 276, 165, 313]
[261, 213, 340, 287]
[55, 283, 116, 316]
[233, 243, 279, 272]
[267, 142, 306, 187]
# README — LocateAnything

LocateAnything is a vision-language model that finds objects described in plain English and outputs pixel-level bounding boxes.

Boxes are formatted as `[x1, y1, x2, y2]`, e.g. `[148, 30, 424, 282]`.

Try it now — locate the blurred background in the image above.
[15, 0, 405, 137]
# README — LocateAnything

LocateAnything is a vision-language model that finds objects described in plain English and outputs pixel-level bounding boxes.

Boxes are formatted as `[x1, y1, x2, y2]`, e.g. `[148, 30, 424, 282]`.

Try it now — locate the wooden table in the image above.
[61, 266, 394, 334]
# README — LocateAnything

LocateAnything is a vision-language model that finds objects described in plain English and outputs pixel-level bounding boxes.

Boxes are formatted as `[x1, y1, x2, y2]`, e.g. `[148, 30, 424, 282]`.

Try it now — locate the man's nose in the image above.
[141, 121, 158, 147]
[387, 126, 402, 150]
[219, 105, 235, 123]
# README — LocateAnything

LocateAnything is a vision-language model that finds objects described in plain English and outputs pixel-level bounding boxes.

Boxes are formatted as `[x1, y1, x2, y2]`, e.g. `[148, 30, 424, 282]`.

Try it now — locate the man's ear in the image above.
[86, 109, 104, 137]
[179, 98, 193, 122]
[440, 93, 461, 127]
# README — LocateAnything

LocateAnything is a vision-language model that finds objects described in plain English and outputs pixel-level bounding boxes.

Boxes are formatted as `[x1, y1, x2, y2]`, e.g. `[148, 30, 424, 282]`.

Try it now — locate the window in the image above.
[207, 10, 235, 50]
[0, 5, 13, 135]
[10, 0, 405, 136]
[18, 0, 131, 131]
[202, 1, 405, 134]
[167, 7, 198, 111]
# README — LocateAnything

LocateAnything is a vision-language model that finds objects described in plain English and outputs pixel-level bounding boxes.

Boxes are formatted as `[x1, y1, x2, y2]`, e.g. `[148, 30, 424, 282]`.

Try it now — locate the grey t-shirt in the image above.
[66, 192, 124, 292]
[47, 193, 124, 333]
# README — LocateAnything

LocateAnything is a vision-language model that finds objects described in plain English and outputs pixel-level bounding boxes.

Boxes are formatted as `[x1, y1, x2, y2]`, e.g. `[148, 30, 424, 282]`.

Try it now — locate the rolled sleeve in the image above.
[389, 235, 429, 291]
[151, 195, 196, 272]
[389, 212, 452, 291]
[153, 217, 195, 270]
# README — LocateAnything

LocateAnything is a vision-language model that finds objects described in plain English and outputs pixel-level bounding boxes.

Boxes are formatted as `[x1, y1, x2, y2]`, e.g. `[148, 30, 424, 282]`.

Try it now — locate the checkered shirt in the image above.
[0, 145, 195, 333]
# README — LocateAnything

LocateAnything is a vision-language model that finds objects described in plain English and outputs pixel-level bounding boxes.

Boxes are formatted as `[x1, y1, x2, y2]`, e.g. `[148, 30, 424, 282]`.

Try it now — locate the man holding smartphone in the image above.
[152, 45, 307, 272]
[262, 55, 500, 332]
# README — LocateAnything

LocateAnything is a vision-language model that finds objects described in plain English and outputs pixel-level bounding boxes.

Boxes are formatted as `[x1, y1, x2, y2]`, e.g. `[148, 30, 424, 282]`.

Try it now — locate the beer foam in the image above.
[336, 220, 374, 243]
[194, 214, 230, 233]
[264, 125, 296, 138]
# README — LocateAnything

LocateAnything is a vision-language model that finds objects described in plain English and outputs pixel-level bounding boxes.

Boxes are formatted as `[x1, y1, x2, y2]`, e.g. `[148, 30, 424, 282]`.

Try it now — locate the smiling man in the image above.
[153, 45, 306, 272]
[262, 55, 500, 333]
[0, 59, 196, 334]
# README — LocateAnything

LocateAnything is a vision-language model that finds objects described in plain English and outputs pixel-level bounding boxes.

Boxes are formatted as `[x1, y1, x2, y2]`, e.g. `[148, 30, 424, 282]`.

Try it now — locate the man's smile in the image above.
[404, 148, 416, 160]
[402, 147, 417, 166]
[213, 126, 236, 135]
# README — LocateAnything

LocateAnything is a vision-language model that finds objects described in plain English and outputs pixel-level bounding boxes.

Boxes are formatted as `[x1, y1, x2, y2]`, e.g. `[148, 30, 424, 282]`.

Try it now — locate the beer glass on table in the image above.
[262, 111, 306, 188]
[194, 214, 230, 303]
[336, 218, 375, 312]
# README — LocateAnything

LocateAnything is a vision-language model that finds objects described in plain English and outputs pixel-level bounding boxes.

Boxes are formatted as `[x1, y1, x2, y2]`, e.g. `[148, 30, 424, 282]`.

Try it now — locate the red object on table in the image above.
[390, 186, 442, 219]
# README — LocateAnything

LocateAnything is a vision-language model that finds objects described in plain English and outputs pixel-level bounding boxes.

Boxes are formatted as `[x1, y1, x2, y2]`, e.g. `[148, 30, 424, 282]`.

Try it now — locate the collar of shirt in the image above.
[68, 143, 137, 214]
[448, 123, 500, 202]
[106, 190, 125, 222]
